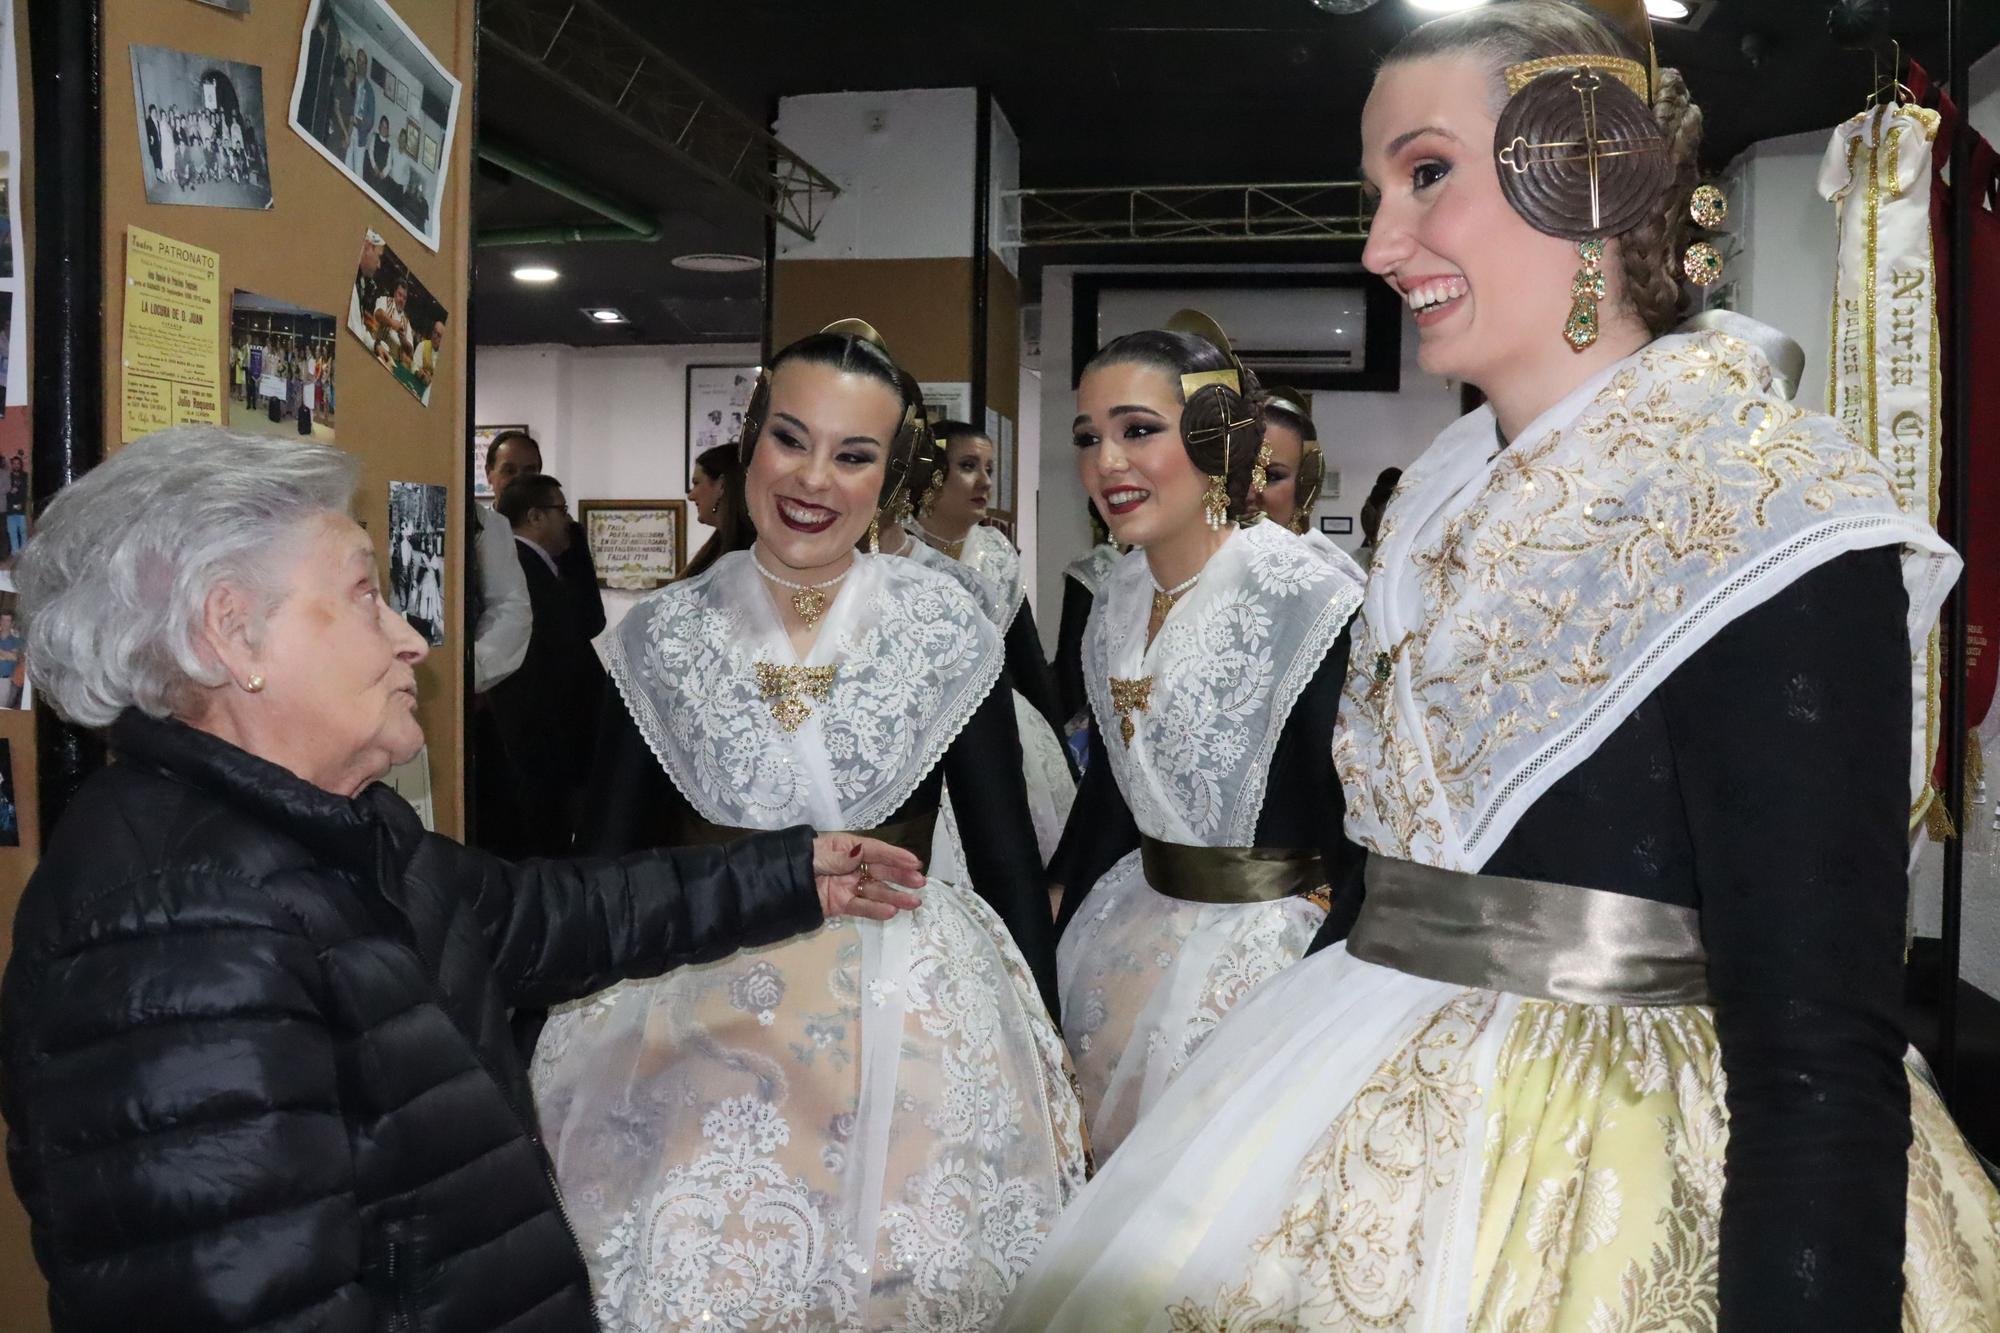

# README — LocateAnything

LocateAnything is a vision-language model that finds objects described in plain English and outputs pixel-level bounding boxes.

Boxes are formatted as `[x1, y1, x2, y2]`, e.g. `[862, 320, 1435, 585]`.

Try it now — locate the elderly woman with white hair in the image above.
[0, 426, 925, 1333]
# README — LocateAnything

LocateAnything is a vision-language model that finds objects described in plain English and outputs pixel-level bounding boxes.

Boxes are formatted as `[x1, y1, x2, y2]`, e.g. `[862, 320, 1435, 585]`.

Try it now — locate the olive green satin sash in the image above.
[669, 807, 939, 862]
[1347, 855, 1711, 1006]
[1139, 835, 1326, 906]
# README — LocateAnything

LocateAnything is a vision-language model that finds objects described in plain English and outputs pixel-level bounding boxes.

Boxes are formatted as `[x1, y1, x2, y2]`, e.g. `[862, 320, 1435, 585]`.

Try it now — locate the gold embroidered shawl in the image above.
[1335, 331, 1959, 871]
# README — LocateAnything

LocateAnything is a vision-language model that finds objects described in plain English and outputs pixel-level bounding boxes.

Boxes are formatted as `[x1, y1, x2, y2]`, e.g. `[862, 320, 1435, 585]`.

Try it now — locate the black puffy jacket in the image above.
[2, 711, 822, 1332]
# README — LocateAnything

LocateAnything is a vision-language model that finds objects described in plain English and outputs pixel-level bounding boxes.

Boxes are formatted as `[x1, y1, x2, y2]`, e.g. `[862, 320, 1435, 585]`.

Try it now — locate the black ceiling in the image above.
[472, 0, 2000, 349]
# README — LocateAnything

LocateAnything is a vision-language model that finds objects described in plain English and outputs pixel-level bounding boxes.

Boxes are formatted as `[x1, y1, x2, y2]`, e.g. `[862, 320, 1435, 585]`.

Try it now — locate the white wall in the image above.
[475, 341, 758, 637]
[775, 88, 978, 261]
[1032, 263, 1464, 644]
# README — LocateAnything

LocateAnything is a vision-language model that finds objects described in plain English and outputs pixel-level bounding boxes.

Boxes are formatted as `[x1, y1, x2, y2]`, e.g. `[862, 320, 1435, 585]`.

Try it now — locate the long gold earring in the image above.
[1250, 442, 1272, 498]
[1202, 474, 1229, 530]
[1564, 238, 1607, 352]
[867, 514, 881, 552]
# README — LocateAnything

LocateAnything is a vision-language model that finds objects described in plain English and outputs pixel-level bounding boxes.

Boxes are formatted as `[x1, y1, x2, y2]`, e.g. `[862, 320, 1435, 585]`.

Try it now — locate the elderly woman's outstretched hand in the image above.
[810, 834, 926, 921]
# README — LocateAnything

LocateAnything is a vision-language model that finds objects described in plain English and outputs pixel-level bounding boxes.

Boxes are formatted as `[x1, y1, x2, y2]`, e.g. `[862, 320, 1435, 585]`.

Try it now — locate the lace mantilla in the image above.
[1063, 543, 1122, 598]
[1336, 330, 1960, 871]
[605, 551, 1005, 832]
[957, 524, 1028, 628]
[1086, 522, 1363, 845]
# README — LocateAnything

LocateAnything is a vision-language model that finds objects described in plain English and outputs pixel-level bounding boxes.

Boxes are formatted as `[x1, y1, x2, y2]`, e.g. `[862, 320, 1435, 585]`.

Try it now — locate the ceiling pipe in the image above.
[475, 138, 663, 247]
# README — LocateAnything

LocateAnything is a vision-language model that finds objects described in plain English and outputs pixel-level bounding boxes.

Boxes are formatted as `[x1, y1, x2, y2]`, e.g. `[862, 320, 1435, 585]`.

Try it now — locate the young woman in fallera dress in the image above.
[1251, 384, 1369, 585]
[530, 323, 1082, 1332]
[1003, 3, 2000, 1328]
[1047, 313, 1368, 1161]
[871, 414, 1077, 873]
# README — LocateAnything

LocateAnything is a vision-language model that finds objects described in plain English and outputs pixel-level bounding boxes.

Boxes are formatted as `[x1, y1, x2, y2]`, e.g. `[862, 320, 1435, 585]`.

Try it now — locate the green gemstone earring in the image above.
[1564, 239, 1607, 352]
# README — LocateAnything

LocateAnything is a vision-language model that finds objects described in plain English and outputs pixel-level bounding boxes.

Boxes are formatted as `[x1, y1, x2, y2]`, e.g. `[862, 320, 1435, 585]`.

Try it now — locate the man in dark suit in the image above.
[486, 473, 606, 857]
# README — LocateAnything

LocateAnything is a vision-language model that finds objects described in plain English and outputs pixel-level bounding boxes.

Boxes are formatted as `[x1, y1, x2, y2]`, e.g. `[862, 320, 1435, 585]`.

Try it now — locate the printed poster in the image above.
[121, 225, 223, 441]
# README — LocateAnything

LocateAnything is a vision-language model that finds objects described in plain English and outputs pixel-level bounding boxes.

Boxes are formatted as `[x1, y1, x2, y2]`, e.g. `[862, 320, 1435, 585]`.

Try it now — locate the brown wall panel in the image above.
[984, 254, 1020, 420]
[0, 0, 41, 1323]
[772, 257, 976, 384]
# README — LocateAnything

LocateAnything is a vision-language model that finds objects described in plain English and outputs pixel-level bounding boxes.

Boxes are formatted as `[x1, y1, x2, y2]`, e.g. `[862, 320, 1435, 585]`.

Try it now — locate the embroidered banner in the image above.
[1821, 102, 1946, 833]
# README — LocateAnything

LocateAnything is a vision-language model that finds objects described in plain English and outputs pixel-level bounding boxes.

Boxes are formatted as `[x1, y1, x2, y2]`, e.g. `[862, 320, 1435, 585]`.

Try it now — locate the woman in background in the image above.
[681, 441, 755, 580]
[1049, 313, 1366, 1159]
[1252, 384, 1368, 584]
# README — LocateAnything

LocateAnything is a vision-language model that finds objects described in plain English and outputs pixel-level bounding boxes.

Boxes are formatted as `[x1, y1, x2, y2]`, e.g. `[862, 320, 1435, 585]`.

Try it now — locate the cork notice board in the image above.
[101, 0, 474, 834]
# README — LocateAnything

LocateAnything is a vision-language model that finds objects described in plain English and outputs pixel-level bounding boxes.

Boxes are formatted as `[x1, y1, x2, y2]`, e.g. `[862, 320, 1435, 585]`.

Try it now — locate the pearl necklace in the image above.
[1149, 568, 1201, 622]
[916, 520, 968, 561]
[752, 551, 850, 629]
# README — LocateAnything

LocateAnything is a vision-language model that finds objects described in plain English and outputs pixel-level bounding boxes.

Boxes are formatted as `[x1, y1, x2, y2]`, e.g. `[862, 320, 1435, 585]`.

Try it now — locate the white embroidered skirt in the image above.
[532, 879, 1088, 1332]
[1055, 849, 1324, 1159]
[1004, 944, 2000, 1331]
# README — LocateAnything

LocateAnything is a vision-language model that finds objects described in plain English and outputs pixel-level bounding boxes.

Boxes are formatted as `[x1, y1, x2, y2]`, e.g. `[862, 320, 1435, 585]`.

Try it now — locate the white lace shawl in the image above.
[1085, 520, 1364, 846]
[1300, 528, 1369, 586]
[955, 522, 1027, 627]
[1064, 543, 1123, 597]
[603, 550, 1003, 832]
[1336, 330, 1961, 872]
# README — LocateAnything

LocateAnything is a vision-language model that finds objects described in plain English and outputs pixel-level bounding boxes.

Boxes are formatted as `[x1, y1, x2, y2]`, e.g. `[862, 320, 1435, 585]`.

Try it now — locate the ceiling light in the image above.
[583, 307, 628, 324]
[1645, 0, 1690, 17]
[1408, 0, 1489, 11]
[512, 264, 559, 284]
[672, 252, 761, 273]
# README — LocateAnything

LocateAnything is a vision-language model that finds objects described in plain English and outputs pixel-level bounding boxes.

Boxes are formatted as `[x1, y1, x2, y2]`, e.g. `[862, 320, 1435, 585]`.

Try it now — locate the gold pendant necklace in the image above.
[757, 662, 838, 732]
[1108, 676, 1153, 748]
[752, 552, 849, 630]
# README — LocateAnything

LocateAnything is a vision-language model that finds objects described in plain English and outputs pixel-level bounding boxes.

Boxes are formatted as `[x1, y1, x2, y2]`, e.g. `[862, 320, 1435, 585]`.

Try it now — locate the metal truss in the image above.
[481, 0, 839, 240]
[1000, 182, 1372, 248]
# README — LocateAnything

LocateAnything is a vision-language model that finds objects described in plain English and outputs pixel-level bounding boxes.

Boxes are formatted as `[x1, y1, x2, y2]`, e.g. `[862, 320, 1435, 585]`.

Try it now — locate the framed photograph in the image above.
[288, 0, 462, 252]
[579, 500, 688, 591]
[130, 44, 275, 210]
[399, 118, 420, 158]
[473, 423, 530, 499]
[420, 132, 440, 171]
[346, 229, 450, 406]
[685, 364, 759, 488]
[1320, 515, 1355, 537]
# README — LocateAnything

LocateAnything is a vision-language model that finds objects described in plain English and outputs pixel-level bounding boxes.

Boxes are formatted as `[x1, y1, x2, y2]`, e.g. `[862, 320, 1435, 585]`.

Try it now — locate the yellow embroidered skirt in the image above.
[1000, 947, 2000, 1331]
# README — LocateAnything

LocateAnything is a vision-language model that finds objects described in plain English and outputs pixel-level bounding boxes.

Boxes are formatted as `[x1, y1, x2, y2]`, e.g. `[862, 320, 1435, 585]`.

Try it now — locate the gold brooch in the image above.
[757, 662, 836, 732]
[1108, 676, 1154, 748]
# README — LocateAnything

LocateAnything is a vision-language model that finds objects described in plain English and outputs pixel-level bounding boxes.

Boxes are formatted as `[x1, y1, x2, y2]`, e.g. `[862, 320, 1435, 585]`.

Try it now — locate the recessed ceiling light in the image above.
[583, 307, 628, 324]
[1645, 0, 1691, 17]
[1408, 0, 1489, 11]
[512, 265, 559, 284]
[672, 252, 761, 273]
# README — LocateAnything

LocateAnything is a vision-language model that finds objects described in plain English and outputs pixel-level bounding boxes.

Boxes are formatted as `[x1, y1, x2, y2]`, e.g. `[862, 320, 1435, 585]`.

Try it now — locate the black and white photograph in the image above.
[129, 45, 274, 211]
[288, 0, 462, 253]
[388, 480, 447, 647]
[231, 291, 337, 442]
[191, 0, 253, 12]
[685, 364, 758, 487]
[346, 228, 450, 405]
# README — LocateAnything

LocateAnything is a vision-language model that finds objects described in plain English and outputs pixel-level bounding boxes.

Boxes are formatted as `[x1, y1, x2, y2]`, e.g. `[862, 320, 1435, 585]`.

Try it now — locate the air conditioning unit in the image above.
[1075, 274, 1393, 391]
